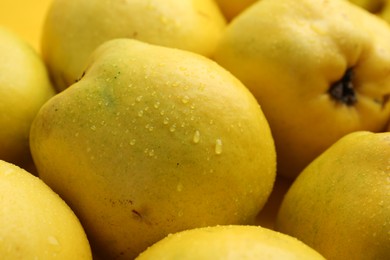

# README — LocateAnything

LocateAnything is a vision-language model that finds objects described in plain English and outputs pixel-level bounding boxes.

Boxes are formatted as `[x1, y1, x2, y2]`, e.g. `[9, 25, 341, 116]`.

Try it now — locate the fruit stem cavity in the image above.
[328, 68, 357, 106]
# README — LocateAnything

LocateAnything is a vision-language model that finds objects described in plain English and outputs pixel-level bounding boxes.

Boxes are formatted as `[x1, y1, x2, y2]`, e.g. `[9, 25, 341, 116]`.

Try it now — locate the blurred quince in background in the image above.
[0, 26, 55, 169]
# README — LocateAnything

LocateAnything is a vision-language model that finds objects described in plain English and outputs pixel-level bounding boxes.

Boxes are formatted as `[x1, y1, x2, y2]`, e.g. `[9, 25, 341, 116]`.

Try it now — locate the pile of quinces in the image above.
[0, 0, 389, 259]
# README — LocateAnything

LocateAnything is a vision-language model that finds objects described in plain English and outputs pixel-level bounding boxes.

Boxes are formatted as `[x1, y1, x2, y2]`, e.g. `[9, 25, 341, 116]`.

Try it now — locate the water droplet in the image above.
[163, 117, 169, 125]
[177, 183, 183, 192]
[90, 125, 96, 131]
[138, 110, 144, 117]
[169, 124, 176, 132]
[160, 110, 165, 116]
[130, 139, 136, 145]
[136, 96, 143, 102]
[193, 130, 200, 144]
[154, 101, 160, 109]
[149, 126, 154, 132]
[149, 149, 155, 157]
[209, 119, 214, 125]
[215, 139, 223, 155]
[48, 236, 59, 246]
[181, 96, 189, 104]
[3, 169, 14, 176]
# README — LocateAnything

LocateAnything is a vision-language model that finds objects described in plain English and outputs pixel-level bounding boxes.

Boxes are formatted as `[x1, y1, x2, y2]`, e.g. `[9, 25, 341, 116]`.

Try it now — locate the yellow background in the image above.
[0, 0, 53, 52]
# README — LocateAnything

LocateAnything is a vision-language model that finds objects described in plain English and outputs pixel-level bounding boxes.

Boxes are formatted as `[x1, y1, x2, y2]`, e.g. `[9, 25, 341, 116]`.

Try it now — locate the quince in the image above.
[213, 0, 390, 179]
[276, 131, 390, 259]
[0, 26, 55, 167]
[30, 39, 276, 259]
[41, 0, 226, 91]
[136, 225, 325, 259]
[0, 159, 92, 259]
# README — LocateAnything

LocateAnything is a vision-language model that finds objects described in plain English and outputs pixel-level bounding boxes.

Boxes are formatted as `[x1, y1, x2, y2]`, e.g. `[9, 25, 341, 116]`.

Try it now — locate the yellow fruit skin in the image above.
[0, 159, 92, 259]
[41, 0, 226, 91]
[213, 0, 390, 179]
[30, 39, 276, 259]
[136, 225, 325, 259]
[276, 131, 390, 260]
[0, 26, 55, 167]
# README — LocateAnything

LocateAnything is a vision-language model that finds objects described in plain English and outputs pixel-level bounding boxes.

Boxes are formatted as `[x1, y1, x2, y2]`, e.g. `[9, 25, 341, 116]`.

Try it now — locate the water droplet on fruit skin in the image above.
[48, 236, 59, 246]
[3, 169, 14, 176]
[181, 96, 189, 104]
[169, 124, 176, 132]
[177, 183, 183, 192]
[193, 130, 200, 144]
[215, 139, 223, 155]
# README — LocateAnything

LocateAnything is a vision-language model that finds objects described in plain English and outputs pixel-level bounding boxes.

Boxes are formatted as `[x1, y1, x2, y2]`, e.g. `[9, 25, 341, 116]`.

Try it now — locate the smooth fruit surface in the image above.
[0, 159, 92, 259]
[0, 26, 55, 167]
[30, 39, 276, 259]
[276, 131, 390, 260]
[41, 0, 226, 91]
[213, 0, 390, 179]
[136, 225, 325, 260]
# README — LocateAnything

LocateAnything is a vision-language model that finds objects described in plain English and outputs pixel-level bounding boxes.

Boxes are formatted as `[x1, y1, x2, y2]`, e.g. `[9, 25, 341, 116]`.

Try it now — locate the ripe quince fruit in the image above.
[30, 39, 276, 259]
[136, 225, 325, 259]
[41, 0, 226, 91]
[276, 131, 390, 260]
[213, 0, 390, 179]
[0, 26, 55, 167]
[0, 159, 92, 259]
